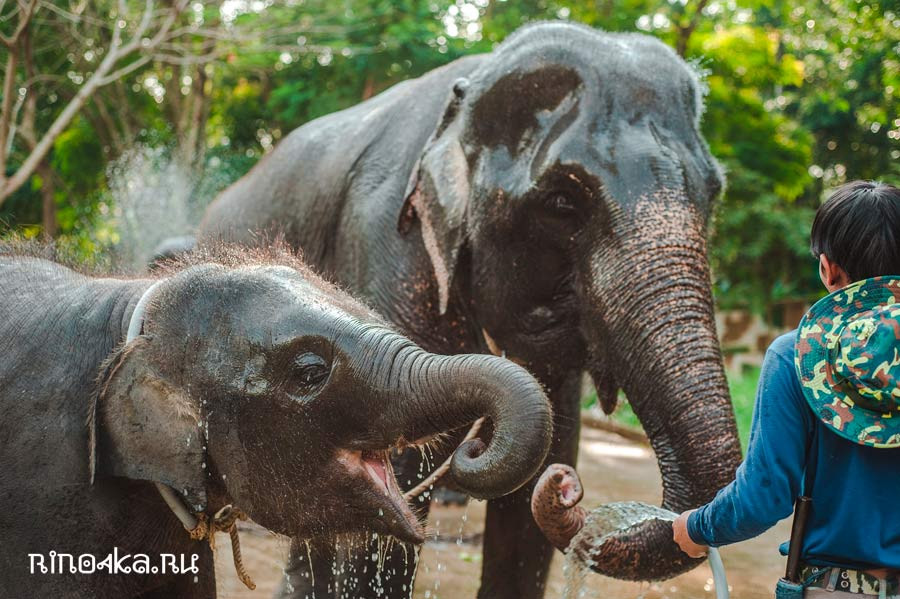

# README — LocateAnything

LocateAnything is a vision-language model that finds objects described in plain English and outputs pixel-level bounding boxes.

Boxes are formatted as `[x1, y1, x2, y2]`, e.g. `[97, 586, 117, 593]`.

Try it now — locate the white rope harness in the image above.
[126, 279, 201, 532]
[125, 279, 256, 590]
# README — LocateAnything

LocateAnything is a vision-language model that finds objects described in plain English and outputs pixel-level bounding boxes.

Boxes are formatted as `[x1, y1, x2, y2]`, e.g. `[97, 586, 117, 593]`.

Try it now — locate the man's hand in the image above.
[673, 509, 709, 558]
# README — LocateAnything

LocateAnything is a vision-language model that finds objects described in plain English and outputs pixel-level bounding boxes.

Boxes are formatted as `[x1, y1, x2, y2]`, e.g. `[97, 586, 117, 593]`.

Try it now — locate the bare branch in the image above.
[676, 0, 711, 56]
[163, 22, 365, 42]
[0, 0, 37, 48]
[250, 43, 375, 55]
[4, 87, 26, 156]
[151, 48, 226, 66]
[99, 0, 190, 81]
[113, 0, 178, 58]
[20, 72, 65, 87]
[96, 53, 154, 85]
[112, 80, 135, 141]
[0, 0, 191, 202]
[0, 0, 365, 204]
[13, 22, 36, 152]
[0, 42, 19, 178]
[36, 1, 109, 28]
[84, 98, 123, 155]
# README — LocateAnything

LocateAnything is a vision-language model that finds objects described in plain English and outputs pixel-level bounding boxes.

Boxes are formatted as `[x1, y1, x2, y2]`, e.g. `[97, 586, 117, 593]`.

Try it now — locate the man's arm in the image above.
[675, 337, 814, 550]
[673, 509, 706, 557]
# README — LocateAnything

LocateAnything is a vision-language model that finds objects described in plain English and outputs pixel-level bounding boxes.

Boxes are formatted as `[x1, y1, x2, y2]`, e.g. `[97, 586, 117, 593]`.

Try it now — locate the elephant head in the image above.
[401, 23, 741, 578]
[94, 248, 552, 544]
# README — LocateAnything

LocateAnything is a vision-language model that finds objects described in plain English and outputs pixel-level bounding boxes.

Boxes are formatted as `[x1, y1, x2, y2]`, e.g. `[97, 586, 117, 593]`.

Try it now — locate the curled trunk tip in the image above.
[531, 463, 588, 551]
[379, 345, 554, 501]
[441, 354, 553, 499]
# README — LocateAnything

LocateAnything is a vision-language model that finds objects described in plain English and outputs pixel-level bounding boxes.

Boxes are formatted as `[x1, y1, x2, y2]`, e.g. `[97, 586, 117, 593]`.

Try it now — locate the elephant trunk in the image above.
[606, 256, 740, 515]
[563, 200, 741, 580]
[356, 329, 554, 500]
[531, 464, 588, 551]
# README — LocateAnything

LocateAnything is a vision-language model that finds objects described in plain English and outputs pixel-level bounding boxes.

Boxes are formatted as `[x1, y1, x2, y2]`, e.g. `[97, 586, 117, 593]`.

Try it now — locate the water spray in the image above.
[533, 465, 730, 598]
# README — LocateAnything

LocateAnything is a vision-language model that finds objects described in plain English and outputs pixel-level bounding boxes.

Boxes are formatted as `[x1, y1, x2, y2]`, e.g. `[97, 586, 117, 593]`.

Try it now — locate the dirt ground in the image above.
[215, 427, 790, 598]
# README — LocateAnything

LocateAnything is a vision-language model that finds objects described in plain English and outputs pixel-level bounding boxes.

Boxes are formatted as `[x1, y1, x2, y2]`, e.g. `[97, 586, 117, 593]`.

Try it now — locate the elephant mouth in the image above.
[337, 448, 424, 544]
[482, 300, 583, 367]
[362, 450, 392, 493]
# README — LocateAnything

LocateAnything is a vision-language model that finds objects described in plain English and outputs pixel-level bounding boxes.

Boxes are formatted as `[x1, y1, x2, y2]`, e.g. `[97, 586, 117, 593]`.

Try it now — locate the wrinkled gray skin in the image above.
[0, 250, 551, 599]
[199, 21, 742, 598]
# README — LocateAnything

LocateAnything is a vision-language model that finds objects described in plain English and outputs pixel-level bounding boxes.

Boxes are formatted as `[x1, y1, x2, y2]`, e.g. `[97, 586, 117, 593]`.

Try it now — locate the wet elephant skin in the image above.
[199, 21, 742, 599]
[0, 246, 551, 598]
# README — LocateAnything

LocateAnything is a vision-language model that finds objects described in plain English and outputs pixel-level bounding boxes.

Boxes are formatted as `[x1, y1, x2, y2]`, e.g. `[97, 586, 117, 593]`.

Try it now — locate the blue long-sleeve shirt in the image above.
[687, 331, 900, 570]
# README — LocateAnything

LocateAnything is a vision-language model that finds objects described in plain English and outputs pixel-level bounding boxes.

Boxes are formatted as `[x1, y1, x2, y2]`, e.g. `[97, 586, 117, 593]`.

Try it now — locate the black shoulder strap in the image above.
[785, 418, 819, 582]
[802, 420, 819, 497]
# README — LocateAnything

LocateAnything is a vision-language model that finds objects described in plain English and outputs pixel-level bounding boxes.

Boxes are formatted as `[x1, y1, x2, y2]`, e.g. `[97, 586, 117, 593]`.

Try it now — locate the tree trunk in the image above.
[362, 74, 375, 100]
[38, 159, 56, 238]
[181, 66, 209, 172]
[0, 48, 19, 182]
[676, 0, 711, 57]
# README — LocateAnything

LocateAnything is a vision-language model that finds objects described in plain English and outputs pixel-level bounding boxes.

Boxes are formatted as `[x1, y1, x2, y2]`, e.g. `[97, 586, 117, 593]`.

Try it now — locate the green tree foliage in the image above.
[1, 0, 897, 313]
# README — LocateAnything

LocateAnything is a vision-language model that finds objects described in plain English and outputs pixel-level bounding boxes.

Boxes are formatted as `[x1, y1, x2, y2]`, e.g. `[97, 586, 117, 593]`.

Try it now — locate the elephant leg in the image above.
[135, 548, 216, 599]
[277, 538, 339, 598]
[276, 447, 433, 599]
[432, 486, 469, 505]
[477, 372, 581, 599]
[278, 537, 424, 599]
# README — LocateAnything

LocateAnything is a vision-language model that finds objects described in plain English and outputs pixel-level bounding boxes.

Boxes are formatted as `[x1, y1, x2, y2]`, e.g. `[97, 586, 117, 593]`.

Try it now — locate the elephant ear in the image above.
[93, 339, 206, 511]
[399, 78, 472, 316]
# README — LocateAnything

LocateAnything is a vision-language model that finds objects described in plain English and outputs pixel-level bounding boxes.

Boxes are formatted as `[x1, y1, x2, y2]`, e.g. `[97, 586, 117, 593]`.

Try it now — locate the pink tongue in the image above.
[364, 455, 389, 487]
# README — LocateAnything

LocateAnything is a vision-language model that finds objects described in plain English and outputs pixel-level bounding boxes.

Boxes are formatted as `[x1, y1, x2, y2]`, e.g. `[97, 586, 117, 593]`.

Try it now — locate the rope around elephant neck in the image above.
[126, 280, 255, 591]
[403, 417, 485, 500]
[189, 505, 256, 590]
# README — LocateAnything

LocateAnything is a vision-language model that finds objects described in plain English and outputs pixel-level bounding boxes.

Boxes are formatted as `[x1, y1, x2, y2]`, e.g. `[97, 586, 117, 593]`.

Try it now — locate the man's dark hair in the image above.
[810, 180, 900, 281]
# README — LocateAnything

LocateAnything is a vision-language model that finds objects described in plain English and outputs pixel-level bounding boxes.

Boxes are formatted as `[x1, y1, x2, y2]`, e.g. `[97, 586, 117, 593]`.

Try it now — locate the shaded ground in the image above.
[216, 427, 790, 598]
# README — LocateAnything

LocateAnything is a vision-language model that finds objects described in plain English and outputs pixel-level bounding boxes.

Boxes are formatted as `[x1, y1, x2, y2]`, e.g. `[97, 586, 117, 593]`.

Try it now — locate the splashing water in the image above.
[304, 539, 316, 598]
[103, 147, 196, 270]
[455, 501, 470, 548]
[427, 517, 442, 598]
[561, 502, 729, 599]
[100, 145, 240, 271]
[561, 502, 676, 599]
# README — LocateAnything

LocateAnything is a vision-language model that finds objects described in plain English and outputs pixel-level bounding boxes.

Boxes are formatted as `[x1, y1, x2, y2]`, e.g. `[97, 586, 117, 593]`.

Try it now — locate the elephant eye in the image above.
[545, 193, 578, 215]
[291, 352, 330, 389]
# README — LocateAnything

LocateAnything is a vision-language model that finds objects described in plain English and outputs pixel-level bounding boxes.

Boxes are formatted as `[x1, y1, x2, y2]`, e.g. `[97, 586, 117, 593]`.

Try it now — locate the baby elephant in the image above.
[0, 245, 552, 599]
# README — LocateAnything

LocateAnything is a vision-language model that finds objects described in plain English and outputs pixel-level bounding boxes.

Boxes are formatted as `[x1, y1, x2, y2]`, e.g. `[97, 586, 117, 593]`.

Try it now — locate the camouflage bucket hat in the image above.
[795, 276, 900, 448]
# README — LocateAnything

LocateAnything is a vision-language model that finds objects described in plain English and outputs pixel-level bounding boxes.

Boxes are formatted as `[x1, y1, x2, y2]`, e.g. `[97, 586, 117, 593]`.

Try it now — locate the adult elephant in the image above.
[199, 21, 742, 598]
